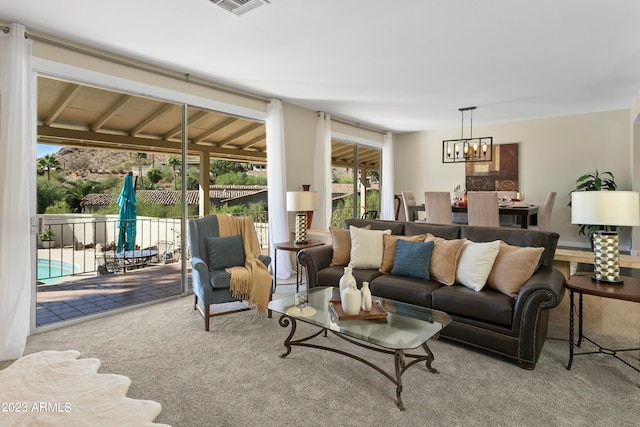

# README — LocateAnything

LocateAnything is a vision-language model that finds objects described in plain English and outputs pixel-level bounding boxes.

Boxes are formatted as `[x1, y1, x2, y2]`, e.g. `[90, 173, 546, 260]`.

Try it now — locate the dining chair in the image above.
[424, 191, 452, 224]
[467, 191, 500, 227]
[529, 192, 556, 231]
[401, 191, 418, 221]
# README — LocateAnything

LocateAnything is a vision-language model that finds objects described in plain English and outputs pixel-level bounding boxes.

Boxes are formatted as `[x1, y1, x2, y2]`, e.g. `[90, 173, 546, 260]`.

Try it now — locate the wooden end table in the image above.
[273, 239, 324, 292]
[566, 273, 640, 372]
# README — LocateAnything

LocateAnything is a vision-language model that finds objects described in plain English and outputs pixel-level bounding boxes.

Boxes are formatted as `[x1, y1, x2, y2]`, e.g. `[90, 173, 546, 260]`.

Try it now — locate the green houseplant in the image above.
[569, 169, 617, 239]
[41, 228, 55, 248]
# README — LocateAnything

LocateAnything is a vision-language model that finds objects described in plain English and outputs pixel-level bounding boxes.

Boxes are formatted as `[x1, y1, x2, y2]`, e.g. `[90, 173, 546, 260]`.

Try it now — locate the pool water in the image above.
[37, 259, 77, 284]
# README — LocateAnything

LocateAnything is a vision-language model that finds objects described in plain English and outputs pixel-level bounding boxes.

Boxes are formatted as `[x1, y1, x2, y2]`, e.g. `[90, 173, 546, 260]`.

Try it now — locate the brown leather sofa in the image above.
[297, 219, 566, 369]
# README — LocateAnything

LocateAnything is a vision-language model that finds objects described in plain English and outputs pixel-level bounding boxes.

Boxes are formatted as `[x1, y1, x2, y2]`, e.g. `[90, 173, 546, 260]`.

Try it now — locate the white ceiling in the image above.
[1, 0, 640, 132]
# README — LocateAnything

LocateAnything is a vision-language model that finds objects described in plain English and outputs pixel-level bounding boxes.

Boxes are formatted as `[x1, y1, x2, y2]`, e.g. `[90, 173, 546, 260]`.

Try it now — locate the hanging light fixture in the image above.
[442, 107, 493, 163]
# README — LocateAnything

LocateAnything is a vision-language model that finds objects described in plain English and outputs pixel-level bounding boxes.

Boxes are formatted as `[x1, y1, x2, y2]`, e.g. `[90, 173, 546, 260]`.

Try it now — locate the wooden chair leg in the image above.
[194, 294, 198, 310]
[204, 304, 210, 331]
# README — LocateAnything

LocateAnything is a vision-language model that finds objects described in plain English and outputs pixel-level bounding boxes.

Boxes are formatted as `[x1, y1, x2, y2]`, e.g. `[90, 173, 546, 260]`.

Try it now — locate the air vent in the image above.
[211, 0, 270, 16]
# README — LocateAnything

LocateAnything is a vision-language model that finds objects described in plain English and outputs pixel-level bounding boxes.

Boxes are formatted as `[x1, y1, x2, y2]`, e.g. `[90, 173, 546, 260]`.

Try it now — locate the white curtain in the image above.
[0, 23, 33, 361]
[314, 112, 332, 229]
[380, 132, 395, 220]
[266, 99, 292, 279]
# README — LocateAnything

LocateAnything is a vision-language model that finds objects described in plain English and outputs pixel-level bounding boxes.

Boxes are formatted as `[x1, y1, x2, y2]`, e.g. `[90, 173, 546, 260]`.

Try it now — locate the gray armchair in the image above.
[188, 215, 272, 331]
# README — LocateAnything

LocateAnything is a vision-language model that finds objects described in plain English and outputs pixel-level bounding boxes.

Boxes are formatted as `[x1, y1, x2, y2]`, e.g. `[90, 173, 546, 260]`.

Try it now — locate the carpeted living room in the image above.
[2, 2, 640, 426]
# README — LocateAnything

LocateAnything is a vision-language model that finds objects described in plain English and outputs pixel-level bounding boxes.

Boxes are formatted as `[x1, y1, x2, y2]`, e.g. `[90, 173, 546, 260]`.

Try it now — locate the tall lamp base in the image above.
[592, 231, 623, 284]
[294, 212, 308, 244]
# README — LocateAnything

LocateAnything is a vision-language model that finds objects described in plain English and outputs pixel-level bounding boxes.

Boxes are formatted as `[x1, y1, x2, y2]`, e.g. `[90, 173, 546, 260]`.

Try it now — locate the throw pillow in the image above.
[379, 233, 427, 274]
[455, 240, 501, 291]
[348, 226, 391, 269]
[205, 235, 245, 270]
[330, 225, 371, 266]
[390, 239, 434, 280]
[424, 234, 466, 286]
[487, 242, 545, 298]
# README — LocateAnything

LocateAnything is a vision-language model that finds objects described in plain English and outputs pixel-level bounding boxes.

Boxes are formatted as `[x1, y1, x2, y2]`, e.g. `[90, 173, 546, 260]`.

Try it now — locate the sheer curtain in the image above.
[314, 112, 332, 229]
[0, 23, 33, 361]
[266, 99, 292, 280]
[380, 132, 395, 220]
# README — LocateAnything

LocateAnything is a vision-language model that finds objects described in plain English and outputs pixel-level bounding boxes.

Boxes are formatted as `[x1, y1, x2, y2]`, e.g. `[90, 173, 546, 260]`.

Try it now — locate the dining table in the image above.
[408, 203, 539, 229]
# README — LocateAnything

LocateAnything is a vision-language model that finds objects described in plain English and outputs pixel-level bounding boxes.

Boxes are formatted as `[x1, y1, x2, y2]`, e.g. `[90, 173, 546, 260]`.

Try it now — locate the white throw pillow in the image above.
[455, 240, 501, 291]
[348, 226, 391, 269]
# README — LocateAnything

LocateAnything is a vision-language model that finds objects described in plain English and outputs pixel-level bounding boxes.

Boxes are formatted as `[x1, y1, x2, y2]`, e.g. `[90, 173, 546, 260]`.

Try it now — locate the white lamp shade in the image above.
[571, 191, 640, 226]
[286, 191, 318, 212]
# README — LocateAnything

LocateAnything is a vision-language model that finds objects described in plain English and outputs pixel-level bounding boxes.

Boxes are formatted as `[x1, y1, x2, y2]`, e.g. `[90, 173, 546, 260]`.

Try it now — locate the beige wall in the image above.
[394, 110, 634, 250]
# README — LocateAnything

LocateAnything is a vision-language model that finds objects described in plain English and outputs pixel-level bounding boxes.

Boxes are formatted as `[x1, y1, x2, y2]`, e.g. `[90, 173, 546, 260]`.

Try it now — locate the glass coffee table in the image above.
[268, 287, 451, 410]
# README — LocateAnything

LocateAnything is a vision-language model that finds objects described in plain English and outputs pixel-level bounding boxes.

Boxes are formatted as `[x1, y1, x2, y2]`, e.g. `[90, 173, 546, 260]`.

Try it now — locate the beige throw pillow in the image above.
[455, 240, 501, 291]
[330, 225, 371, 266]
[424, 234, 466, 285]
[487, 242, 544, 298]
[379, 234, 427, 274]
[348, 226, 392, 269]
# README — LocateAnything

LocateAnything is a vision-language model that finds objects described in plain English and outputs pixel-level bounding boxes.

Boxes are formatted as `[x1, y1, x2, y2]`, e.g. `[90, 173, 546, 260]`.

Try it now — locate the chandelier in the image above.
[442, 107, 493, 163]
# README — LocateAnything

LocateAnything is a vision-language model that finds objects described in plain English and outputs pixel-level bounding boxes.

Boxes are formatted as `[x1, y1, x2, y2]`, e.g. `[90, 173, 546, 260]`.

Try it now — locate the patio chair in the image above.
[156, 240, 179, 264]
[188, 214, 273, 331]
[361, 210, 378, 219]
[97, 250, 125, 274]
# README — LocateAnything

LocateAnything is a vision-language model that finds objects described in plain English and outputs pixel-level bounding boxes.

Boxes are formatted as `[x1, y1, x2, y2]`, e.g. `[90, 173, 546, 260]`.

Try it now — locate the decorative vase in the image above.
[361, 281, 372, 312]
[339, 266, 356, 296]
[341, 281, 361, 316]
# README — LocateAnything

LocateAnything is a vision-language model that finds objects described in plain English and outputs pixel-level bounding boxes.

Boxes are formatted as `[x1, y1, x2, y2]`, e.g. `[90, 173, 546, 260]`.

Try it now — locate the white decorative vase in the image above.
[339, 266, 356, 296]
[361, 281, 372, 312]
[341, 281, 361, 316]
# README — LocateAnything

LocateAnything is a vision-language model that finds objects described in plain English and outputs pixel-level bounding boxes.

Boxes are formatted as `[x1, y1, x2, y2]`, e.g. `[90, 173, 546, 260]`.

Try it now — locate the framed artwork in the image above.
[465, 143, 518, 191]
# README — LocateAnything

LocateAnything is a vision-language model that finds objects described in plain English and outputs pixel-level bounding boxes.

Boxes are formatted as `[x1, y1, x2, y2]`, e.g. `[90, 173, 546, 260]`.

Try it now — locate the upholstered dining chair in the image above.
[529, 192, 557, 231]
[188, 214, 272, 331]
[467, 191, 500, 227]
[424, 191, 452, 224]
[401, 191, 418, 221]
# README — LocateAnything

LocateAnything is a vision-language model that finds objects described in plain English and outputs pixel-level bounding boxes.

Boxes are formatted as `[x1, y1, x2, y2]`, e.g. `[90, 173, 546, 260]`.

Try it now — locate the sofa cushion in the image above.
[455, 240, 501, 291]
[431, 285, 514, 326]
[348, 226, 391, 269]
[379, 233, 427, 274]
[205, 235, 245, 270]
[487, 242, 544, 298]
[370, 275, 442, 308]
[391, 239, 434, 280]
[424, 234, 466, 286]
[329, 225, 371, 266]
[345, 219, 405, 235]
[404, 222, 461, 239]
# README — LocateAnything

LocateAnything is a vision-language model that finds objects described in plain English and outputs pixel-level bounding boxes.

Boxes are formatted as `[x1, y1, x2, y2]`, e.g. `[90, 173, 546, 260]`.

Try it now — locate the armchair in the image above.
[188, 215, 272, 331]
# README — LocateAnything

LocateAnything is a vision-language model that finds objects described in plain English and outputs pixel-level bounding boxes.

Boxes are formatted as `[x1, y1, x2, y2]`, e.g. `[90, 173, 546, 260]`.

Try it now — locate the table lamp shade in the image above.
[570, 190, 640, 284]
[571, 191, 640, 226]
[287, 191, 318, 243]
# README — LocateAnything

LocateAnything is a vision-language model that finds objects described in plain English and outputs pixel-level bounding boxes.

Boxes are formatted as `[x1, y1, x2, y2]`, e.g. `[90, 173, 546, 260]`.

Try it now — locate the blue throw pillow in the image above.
[205, 235, 245, 270]
[390, 239, 434, 280]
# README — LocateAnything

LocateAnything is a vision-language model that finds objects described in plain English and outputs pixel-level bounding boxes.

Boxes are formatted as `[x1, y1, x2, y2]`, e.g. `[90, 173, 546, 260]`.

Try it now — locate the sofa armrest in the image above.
[515, 265, 566, 313]
[298, 245, 334, 289]
[258, 253, 271, 268]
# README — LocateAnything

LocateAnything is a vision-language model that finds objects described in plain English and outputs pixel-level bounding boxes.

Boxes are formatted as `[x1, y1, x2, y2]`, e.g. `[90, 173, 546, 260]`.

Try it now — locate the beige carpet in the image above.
[0, 350, 168, 427]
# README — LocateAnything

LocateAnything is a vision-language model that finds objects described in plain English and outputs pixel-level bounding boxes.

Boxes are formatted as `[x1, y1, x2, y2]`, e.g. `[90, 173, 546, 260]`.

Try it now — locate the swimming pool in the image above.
[37, 259, 78, 285]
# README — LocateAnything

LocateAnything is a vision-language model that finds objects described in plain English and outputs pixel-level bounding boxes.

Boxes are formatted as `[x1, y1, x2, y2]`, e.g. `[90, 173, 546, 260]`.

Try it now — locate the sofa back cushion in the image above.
[404, 222, 461, 239]
[345, 219, 405, 235]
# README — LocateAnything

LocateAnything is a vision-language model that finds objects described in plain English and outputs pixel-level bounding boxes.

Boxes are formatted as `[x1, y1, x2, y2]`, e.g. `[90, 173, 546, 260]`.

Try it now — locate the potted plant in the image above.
[41, 228, 55, 249]
[569, 169, 617, 242]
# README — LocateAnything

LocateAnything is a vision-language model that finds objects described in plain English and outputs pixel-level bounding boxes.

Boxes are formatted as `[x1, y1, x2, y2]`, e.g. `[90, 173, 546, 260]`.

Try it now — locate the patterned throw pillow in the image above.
[424, 234, 466, 285]
[379, 234, 427, 274]
[205, 235, 245, 270]
[487, 242, 544, 298]
[390, 239, 434, 280]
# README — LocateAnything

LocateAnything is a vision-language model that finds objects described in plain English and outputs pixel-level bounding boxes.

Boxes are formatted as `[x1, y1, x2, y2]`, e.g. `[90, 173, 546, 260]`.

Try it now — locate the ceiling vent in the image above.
[211, 0, 270, 16]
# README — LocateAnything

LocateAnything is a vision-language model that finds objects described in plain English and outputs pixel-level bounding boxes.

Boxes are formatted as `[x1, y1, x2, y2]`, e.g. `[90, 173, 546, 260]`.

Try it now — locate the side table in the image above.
[273, 240, 324, 292]
[566, 273, 640, 372]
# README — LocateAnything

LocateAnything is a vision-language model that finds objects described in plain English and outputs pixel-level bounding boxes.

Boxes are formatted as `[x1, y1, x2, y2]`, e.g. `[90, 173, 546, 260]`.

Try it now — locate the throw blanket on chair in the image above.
[217, 215, 272, 314]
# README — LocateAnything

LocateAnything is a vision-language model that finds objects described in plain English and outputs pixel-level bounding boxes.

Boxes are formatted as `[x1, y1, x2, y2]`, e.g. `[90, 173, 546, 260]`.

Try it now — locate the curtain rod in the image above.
[1, 24, 388, 136]
[0, 23, 266, 103]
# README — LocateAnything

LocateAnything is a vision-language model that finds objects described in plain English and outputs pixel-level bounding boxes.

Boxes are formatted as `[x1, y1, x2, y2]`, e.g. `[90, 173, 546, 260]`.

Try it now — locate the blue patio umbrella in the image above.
[116, 172, 137, 253]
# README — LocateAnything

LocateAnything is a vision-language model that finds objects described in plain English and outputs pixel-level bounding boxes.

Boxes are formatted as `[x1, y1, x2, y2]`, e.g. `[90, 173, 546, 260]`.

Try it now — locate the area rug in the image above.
[0, 350, 169, 426]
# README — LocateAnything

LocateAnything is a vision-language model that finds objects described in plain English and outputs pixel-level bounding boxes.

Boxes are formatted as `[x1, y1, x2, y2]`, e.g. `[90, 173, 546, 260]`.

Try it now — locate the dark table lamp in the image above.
[571, 190, 640, 283]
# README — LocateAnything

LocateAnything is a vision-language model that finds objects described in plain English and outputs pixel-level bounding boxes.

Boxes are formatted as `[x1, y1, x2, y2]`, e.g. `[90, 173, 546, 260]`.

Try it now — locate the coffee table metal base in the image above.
[277, 314, 439, 411]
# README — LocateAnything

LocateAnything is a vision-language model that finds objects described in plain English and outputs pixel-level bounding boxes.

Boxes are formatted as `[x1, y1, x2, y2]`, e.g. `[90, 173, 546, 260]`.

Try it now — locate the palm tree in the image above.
[37, 154, 61, 181]
[167, 156, 181, 190]
[65, 180, 99, 213]
[135, 153, 147, 185]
